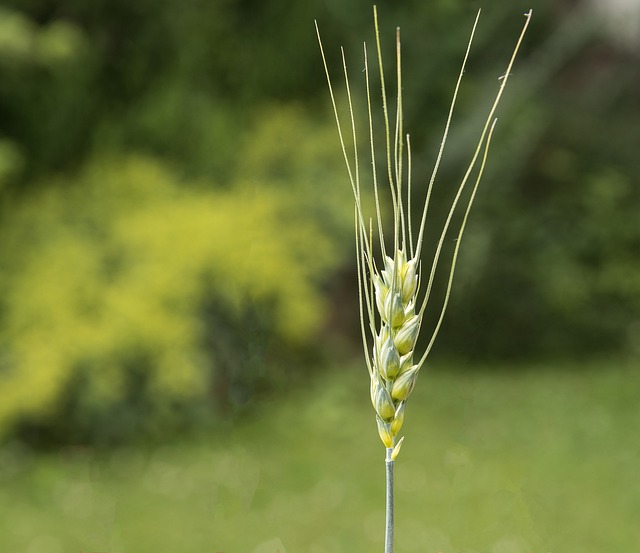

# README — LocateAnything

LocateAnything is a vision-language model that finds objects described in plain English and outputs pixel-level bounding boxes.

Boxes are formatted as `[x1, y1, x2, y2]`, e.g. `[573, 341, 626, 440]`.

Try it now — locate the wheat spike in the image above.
[316, 7, 532, 455]
[316, 9, 531, 553]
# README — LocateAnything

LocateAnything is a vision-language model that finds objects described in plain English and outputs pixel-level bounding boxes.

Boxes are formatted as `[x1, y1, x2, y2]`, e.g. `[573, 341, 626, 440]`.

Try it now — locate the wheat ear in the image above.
[316, 8, 532, 553]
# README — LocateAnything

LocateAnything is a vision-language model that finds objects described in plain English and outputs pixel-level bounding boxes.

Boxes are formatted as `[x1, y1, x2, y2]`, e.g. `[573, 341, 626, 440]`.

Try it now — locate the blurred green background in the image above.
[0, 0, 638, 551]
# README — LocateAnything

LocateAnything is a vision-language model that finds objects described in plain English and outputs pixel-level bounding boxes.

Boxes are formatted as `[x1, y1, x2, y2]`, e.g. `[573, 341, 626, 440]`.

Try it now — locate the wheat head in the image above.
[316, 7, 532, 459]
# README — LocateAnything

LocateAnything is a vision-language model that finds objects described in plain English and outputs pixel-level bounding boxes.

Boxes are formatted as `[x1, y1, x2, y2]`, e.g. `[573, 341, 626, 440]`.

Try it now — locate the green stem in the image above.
[385, 447, 394, 553]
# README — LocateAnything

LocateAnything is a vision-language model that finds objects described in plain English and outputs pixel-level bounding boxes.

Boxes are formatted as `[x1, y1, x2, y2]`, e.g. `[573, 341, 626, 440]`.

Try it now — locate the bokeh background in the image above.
[0, 0, 639, 552]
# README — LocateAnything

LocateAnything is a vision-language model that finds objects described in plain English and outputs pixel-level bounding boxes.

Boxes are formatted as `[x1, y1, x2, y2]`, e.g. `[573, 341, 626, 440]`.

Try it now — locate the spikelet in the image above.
[317, 8, 533, 453]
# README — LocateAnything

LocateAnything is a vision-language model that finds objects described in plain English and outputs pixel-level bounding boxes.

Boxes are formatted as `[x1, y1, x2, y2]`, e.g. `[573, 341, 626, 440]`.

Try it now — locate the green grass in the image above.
[0, 359, 639, 553]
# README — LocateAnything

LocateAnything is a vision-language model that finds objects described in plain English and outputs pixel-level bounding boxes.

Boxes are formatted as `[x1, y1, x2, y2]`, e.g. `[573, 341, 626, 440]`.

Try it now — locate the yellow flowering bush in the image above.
[0, 153, 342, 443]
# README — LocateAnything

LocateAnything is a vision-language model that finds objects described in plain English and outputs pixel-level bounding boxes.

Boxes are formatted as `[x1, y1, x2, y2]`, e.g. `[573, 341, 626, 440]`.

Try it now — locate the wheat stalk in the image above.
[316, 7, 531, 552]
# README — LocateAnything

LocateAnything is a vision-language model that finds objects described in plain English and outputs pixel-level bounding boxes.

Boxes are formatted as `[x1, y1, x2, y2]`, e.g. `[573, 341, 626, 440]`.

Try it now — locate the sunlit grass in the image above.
[0, 359, 638, 553]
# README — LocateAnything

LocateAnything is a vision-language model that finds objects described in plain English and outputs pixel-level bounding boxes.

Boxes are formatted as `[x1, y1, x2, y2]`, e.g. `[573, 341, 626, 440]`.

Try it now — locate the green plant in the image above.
[317, 7, 531, 552]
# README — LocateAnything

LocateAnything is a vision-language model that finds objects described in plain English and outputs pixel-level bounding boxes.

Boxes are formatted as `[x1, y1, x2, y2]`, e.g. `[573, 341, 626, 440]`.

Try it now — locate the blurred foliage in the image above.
[0, 0, 639, 444]
[435, 2, 640, 359]
[0, 153, 347, 444]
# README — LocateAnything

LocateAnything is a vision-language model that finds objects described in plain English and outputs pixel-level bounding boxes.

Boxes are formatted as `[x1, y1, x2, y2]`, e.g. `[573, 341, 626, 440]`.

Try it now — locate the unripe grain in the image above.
[393, 314, 420, 355]
[376, 415, 394, 448]
[390, 401, 406, 436]
[373, 381, 396, 421]
[384, 292, 405, 328]
[391, 366, 419, 401]
[379, 336, 401, 380]
[401, 260, 418, 303]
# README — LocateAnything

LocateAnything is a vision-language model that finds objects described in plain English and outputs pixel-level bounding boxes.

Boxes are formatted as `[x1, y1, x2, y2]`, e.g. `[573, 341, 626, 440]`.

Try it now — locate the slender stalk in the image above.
[385, 447, 394, 553]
